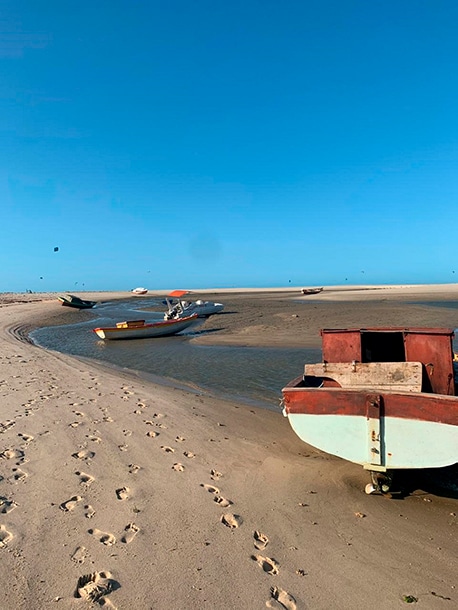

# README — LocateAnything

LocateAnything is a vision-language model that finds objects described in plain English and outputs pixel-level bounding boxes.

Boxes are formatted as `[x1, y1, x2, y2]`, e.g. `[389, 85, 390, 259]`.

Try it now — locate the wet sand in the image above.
[0, 286, 457, 609]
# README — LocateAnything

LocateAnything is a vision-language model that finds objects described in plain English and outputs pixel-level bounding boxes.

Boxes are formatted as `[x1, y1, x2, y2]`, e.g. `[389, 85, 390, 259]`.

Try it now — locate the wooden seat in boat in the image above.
[303, 361, 423, 392]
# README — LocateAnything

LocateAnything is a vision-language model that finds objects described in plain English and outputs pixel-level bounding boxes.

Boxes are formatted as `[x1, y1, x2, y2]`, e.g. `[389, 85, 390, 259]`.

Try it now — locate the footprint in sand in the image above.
[87, 435, 102, 444]
[84, 505, 96, 519]
[75, 570, 117, 603]
[121, 523, 139, 544]
[72, 450, 95, 461]
[254, 530, 269, 550]
[60, 495, 83, 512]
[0, 448, 24, 461]
[18, 433, 33, 444]
[201, 484, 219, 494]
[123, 429, 132, 436]
[118, 444, 129, 452]
[137, 402, 146, 409]
[88, 528, 116, 546]
[0, 496, 18, 514]
[116, 487, 129, 501]
[210, 469, 223, 480]
[0, 420, 15, 433]
[267, 586, 297, 610]
[0, 524, 13, 547]
[71, 545, 88, 564]
[214, 496, 232, 508]
[10, 468, 28, 482]
[252, 554, 279, 575]
[76, 472, 95, 487]
[183, 451, 195, 459]
[175, 436, 185, 442]
[152, 413, 164, 419]
[69, 421, 82, 428]
[155, 422, 167, 429]
[146, 431, 158, 438]
[172, 463, 185, 471]
[128, 464, 141, 474]
[73, 410, 85, 417]
[221, 513, 243, 529]
[161, 446, 174, 453]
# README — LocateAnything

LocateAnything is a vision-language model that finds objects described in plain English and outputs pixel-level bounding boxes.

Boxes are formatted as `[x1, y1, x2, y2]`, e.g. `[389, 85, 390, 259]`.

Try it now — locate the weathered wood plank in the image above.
[304, 361, 423, 392]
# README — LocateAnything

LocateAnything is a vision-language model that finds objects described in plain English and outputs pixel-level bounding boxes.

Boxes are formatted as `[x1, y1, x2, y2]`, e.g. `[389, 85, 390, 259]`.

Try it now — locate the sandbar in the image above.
[0, 285, 457, 608]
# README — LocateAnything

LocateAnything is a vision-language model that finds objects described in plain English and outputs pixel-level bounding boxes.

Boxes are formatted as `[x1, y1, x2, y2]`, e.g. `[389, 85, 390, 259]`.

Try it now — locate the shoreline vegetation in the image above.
[0, 284, 457, 608]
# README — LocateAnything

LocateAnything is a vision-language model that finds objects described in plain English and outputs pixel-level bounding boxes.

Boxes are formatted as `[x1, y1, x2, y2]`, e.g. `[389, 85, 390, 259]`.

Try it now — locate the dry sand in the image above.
[0, 285, 457, 609]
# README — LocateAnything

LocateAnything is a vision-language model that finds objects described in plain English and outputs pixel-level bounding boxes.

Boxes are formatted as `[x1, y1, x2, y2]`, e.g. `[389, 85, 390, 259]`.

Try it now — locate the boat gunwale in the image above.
[93, 313, 198, 333]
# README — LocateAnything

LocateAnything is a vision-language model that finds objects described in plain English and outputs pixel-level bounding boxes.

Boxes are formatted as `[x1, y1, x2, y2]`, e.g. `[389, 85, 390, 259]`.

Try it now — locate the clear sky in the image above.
[1, 0, 458, 293]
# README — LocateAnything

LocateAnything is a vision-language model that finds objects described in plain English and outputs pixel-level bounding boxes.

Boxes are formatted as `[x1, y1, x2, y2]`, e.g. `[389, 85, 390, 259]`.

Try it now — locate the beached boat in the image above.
[132, 287, 148, 295]
[300, 287, 323, 295]
[58, 294, 97, 309]
[93, 314, 199, 340]
[164, 290, 224, 320]
[281, 327, 458, 494]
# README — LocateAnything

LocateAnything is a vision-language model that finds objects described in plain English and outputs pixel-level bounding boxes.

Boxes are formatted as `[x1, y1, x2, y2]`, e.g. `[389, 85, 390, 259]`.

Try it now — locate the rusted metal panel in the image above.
[404, 331, 455, 395]
[283, 386, 458, 426]
[321, 329, 362, 362]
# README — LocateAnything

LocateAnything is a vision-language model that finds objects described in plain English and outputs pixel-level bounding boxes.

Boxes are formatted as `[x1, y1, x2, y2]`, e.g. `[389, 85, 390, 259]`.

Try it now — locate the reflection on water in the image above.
[31, 299, 321, 411]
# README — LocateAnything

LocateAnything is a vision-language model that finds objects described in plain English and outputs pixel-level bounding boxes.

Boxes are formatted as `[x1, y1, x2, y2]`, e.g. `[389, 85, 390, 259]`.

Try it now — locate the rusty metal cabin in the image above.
[320, 327, 456, 396]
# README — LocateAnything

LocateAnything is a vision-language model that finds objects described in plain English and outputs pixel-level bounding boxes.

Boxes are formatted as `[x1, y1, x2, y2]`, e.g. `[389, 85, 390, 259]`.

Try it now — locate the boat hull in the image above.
[93, 315, 198, 340]
[301, 287, 323, 295]
[58, 296, 96, 309]
[183, 302, 224, 317]
[282, 383, 458, 470]
[164, 300, 224, 319]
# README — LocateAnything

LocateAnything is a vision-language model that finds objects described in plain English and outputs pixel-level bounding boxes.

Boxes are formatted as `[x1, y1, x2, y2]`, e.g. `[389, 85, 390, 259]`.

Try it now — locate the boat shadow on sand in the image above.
[186, 327, 225, 337]
[387, 464, 458, 500]
[197, 310, 238, 318]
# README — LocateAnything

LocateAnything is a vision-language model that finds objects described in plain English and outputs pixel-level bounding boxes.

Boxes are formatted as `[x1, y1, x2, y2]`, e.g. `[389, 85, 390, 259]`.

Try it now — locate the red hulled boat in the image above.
[281, 327, 458, 494]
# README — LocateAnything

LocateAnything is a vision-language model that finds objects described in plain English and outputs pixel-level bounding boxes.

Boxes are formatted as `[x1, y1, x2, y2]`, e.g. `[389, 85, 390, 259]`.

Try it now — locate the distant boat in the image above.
[132, 287, 148, 295]
[164, 290, 224, 320]
[300, 287, 323, 295]
[58, 294, 97, 309]
[282, 327, 458, 495]
[93, 314, 199, 340]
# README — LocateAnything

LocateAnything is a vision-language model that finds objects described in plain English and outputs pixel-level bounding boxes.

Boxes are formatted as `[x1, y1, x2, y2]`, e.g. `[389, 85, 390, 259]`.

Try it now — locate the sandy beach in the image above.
[0, 285, 457, 609]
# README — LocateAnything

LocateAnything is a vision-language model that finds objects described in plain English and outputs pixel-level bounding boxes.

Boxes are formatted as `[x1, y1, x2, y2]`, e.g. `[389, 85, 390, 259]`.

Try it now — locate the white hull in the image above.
[187, 302, 224, 316]
[165, 300, 224, 319]
[286, 412, 458, 470]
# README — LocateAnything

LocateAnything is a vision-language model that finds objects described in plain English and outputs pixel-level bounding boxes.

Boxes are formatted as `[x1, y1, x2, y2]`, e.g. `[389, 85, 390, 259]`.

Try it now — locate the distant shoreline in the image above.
[6, 283, 458, 351]
[2, 282, 458, 305]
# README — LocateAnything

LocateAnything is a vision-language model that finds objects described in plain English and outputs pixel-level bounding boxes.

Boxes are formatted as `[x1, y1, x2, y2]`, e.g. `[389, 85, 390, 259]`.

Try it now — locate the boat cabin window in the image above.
[361, 332, 406, 363]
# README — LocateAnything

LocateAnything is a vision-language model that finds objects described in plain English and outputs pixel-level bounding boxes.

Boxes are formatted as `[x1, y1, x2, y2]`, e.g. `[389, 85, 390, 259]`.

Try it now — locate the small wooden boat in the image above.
[281, 327, 458, 494]
[300, 287, 323, 295]
[58, 294, 97, 309]
[93, 314, 199, 340]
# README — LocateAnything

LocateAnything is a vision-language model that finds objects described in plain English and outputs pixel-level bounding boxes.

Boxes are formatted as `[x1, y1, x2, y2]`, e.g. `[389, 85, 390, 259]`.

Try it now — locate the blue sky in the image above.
[1, 0, 458, 292]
